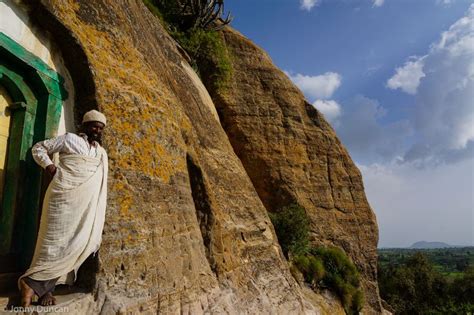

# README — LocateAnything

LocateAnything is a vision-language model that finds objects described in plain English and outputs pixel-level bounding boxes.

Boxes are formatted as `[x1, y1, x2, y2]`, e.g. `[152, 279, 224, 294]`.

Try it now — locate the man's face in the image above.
[83, 121, 105, 143]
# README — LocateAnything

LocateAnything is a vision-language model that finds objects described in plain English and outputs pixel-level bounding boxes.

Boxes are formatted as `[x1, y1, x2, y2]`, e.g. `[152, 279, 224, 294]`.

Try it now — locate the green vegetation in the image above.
[295, 247, 365, 314]
[143, 0, 232, 32]
[270, 204, 364, 314]
[143, 0, 167, 23]
[142, 0, 233, 91]
[379, 247, 473, 277]
[269, 204, 310, 257]
[294, 253, 325, 285]
[378, 248, 474, 314]
[173, 28, 232, 91]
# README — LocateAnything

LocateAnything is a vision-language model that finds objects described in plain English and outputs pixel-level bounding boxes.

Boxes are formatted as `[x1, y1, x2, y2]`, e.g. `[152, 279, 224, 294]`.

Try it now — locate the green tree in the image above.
[378, 252, 474, 314]
[451, 266, 474, 306]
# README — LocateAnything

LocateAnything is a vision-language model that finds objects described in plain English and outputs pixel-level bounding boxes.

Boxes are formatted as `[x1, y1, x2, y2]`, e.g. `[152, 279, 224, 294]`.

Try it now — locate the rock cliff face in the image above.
[200, 28, 382, 313]
[23, 0, 347, 313]
[17, 0, 381, 313]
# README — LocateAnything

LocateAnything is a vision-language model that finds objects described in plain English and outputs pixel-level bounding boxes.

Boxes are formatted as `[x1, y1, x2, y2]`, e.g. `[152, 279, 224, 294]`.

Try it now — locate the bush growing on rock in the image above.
[144, 0, 232, 32]
[269, 204, 310, 257]
[173, 28, 232, 91]
[294, 247, 364, 315]
[270, 204, 364, 314]
[310, 247, 360, 289]
[293, 254, 325, 287]
[143, 0, 232, 91]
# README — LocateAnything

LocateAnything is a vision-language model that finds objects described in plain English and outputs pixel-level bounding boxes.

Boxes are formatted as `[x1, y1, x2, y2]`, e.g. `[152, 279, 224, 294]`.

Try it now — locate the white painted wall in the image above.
[0, 0, 76, 135]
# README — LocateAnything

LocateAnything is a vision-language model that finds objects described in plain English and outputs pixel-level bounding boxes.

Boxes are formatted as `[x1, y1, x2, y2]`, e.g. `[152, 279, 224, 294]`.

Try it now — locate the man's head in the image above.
[82, 110, 106, 143]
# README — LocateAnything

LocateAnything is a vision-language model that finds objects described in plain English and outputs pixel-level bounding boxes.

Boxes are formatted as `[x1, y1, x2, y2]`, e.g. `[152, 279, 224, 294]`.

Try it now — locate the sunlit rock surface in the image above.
[0, 0, 383, 313]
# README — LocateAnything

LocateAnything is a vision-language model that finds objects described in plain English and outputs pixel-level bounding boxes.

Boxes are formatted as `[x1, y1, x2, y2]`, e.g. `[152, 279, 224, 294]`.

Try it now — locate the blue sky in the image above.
[226, 0, 474, 247]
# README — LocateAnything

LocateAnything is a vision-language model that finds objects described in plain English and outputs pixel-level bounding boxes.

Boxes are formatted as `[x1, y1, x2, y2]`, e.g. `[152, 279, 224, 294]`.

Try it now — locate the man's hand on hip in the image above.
[46, 164, 57, 177]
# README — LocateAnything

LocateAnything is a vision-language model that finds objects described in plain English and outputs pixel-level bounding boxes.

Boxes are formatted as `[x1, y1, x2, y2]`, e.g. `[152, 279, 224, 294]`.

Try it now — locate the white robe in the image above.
[19, 148, 108, 286]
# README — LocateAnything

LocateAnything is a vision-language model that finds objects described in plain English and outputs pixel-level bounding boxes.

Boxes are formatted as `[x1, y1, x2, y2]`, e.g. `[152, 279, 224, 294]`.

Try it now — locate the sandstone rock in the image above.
[200, 27, 382, 313]
[16, 0, 347, 313]
[1, 0, 384, 312]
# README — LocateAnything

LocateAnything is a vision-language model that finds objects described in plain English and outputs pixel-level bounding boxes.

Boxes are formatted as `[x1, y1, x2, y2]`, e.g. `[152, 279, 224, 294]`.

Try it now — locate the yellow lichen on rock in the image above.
[54, 0, 189, 183]
[25, 1, 379, 313]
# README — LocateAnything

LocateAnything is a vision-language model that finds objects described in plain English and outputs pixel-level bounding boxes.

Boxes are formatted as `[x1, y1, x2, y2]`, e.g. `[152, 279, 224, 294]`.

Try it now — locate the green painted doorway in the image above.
[0, 32, 67, 284]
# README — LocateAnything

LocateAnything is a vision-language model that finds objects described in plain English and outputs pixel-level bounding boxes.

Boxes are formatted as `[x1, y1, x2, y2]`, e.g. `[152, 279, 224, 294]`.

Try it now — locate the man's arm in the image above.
[32, 134, 68, 175]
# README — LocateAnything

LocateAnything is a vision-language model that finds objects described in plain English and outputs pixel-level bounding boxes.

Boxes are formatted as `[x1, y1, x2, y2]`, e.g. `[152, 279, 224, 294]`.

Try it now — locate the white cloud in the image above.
[388, 5, 473, 97]
[373, 0, 385, 7]
[434, 6, 474, 56]
[405, 4, 474, 163]
[382, 5, 474, 165]
[387, 56, 426, 94]
[312, 100, 341, 123]
[300, 0, 320, 11]
[286, 71, 342, 100]
[331, 4, 474, 250]
[336, 95, 413, 163]
[359, 158, 474, 247]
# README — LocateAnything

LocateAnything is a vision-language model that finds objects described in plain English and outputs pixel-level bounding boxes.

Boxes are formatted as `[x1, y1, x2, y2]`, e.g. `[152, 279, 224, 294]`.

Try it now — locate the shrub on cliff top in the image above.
[145, 0, 232, 32]
[173, 28, 232, 91]
[143, 0, 233, 92]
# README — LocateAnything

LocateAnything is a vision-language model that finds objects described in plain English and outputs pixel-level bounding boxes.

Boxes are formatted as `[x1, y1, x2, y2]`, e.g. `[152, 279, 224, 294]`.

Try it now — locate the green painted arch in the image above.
[0, 31, 68, 270]
[0, 32, 64, 84]
[0, 67, 37, 106]
[0, 64, 38, 258]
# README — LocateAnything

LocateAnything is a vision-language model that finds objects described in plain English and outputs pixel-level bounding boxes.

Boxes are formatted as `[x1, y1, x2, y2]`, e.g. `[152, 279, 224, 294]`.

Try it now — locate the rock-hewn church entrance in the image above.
[0, 31, 67, 291]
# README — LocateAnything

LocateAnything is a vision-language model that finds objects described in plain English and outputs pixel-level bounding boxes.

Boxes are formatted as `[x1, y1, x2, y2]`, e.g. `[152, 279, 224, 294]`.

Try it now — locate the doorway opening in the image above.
[0, 32, 67, 291]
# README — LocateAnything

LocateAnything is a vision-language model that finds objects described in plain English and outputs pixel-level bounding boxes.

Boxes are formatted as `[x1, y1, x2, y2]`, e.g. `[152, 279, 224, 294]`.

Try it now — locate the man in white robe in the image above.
[18, 110, 108, 307]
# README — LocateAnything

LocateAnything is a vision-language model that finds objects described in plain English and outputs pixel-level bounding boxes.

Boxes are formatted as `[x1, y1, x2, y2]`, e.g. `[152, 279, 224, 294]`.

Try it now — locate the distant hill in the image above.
[410, 241, 454, 249]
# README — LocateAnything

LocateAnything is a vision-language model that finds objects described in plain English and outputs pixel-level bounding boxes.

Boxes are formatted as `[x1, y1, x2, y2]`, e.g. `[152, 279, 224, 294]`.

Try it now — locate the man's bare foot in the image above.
[39, 292, 56, 306]
[19, 278, 35, 307]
